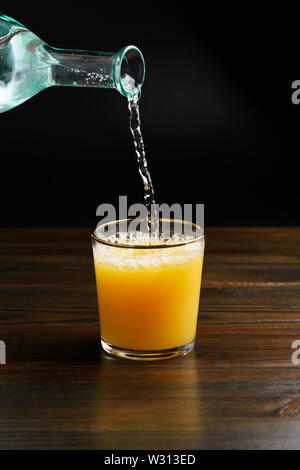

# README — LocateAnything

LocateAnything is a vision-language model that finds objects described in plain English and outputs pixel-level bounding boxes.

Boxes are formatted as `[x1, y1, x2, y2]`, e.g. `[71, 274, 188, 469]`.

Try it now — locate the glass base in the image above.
[101, 339, 195, 361]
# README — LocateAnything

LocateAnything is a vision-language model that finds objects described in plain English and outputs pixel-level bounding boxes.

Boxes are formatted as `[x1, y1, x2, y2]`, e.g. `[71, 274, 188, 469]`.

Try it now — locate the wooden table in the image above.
[0, 227, 300, 450]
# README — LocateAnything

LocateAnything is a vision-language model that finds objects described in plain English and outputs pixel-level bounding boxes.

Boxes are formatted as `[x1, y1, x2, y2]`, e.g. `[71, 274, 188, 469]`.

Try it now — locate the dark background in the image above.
[1, 3, 299, 227]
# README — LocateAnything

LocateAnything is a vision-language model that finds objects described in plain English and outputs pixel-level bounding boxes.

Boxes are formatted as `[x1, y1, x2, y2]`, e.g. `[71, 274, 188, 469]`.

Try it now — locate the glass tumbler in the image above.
[92, 219, 205, 361]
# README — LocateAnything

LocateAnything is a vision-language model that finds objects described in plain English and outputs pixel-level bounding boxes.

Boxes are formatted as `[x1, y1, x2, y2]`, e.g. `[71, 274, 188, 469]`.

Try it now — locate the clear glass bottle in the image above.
[0, 13, 145, 113]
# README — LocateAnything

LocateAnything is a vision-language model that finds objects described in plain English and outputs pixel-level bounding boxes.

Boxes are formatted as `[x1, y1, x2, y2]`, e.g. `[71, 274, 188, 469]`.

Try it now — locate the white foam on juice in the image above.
[92, 232, 204, 270]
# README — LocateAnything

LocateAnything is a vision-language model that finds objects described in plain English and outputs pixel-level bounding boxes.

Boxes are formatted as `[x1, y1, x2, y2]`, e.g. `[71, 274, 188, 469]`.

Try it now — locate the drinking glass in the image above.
[92, 219, 205, 360]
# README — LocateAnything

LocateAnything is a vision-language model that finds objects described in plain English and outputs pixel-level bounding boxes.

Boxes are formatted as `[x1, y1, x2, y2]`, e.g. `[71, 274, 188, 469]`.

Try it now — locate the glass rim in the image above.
[113, 45, 145, 99]
[91, 218, 205, 250]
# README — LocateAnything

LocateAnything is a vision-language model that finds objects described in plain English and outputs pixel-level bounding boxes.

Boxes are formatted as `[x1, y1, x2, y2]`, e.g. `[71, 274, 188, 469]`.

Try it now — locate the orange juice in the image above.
[92, 229, 204, 357]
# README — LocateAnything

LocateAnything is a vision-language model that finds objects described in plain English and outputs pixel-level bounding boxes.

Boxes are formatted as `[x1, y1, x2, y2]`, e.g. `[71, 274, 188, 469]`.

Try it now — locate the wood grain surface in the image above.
[0, 227, 300, 450]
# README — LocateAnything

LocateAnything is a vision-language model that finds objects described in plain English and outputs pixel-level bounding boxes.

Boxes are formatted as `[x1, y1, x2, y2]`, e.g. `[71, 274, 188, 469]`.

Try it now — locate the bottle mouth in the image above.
[113, 45, 145, 99]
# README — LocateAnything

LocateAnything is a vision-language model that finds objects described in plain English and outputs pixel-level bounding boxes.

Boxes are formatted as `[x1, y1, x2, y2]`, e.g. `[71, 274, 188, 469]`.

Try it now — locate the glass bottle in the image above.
[0, 13, 145, 113]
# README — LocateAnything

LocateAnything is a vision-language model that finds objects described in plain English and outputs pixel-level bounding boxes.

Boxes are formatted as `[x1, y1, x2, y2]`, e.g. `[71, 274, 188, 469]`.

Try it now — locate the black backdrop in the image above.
[1, 3, 299, 227]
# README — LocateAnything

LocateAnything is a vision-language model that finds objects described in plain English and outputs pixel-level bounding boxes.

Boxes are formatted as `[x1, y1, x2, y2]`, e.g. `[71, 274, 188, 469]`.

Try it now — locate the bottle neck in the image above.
[42, 44, 145, 99]
[44, 45, 115, 89]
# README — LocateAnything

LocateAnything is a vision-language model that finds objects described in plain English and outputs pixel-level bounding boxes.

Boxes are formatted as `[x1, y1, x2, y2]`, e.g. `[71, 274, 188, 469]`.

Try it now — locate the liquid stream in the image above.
[126, 76, 158, 236]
